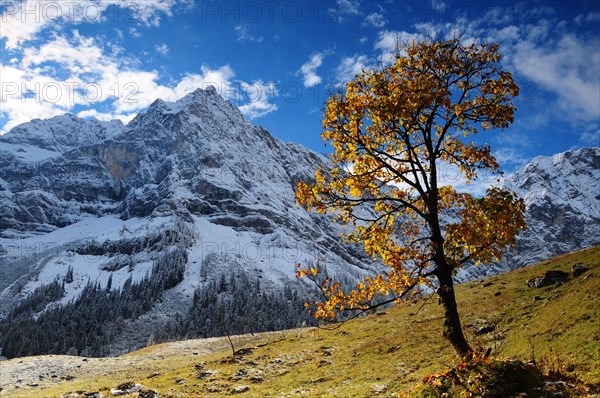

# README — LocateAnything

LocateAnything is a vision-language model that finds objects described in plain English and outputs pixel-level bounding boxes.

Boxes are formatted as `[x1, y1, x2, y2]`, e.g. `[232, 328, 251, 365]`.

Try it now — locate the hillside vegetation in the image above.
[1, 246, 598, 397]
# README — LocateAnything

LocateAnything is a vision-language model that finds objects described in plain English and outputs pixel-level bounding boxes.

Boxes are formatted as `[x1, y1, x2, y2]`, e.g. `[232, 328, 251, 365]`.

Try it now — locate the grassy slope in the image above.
[2, 245, 599, 398]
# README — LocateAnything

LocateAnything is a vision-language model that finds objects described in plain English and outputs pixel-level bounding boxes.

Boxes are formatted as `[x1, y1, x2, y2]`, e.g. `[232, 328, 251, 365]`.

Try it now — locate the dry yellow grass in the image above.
[1, 245, 598, 397]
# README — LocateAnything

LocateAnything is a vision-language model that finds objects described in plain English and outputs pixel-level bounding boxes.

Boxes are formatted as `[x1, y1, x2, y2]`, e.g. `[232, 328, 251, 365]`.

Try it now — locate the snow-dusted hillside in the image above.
[0, 87, 371, 357]
[456, 146, 600, 280]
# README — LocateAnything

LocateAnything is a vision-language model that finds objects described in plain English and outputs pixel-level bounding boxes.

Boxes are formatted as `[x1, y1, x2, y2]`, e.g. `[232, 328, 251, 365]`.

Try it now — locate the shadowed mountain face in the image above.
[0, 87, 597, 357]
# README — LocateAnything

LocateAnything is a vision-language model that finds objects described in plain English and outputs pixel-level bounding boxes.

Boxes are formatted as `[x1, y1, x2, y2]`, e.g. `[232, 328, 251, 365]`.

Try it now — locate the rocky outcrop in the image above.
[526, 270, 570, 288]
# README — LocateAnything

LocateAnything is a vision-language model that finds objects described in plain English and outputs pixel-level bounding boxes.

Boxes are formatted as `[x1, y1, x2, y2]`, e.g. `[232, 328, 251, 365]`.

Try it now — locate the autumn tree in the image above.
[295, 38, 526, 358]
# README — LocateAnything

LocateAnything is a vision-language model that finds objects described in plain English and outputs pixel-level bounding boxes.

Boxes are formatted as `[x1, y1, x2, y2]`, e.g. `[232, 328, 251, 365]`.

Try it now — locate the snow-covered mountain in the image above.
[0, 87, 371, 357]
[456, 146, 600, 280]
[500, 147, 599, 266]
[0, 87, 597, 358]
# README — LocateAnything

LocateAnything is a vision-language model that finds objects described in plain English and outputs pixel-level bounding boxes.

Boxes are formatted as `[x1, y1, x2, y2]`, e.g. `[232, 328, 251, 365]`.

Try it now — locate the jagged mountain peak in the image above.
[127, 86, 246, 135]
[0, 114, 124, 161]
[505, 147, 599, 212]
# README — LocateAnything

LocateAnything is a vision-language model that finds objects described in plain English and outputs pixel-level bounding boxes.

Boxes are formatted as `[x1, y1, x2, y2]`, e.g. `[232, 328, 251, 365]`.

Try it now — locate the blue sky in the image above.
[1, 0, 599, 182]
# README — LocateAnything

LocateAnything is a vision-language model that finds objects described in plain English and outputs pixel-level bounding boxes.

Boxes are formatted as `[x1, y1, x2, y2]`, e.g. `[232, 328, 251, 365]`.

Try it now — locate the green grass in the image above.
[2, 245, 598, 397]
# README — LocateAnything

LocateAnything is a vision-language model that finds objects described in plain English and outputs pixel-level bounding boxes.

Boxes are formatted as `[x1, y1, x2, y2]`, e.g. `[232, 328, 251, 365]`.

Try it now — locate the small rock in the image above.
[235, 348, 253, 356]
[483, 282, 494, 287]
[371, 384, 388, 394]
[475, 324, 495, 335]
[194, 362, 205, 370]
[494, 291, 501, 296]
[232, 385, 249, 394]
[250, 375, 263, 383]
[117, 382, 135, 391]
[138, 390, 160, 398]
[547, 293, 560, 301]
[206, 384, 223, 393]
[110, 382, 142, 396]
[572, 264, 590, 277]
[197, 370, 215, 379]
[534, 295, 543, 301]
[175, 378, 185, 385]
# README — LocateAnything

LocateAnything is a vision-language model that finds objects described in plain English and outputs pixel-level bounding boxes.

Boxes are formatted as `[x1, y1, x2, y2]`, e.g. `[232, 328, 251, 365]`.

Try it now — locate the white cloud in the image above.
[414, 22, 440, 38]
[0, 31, 276, 134]
[0, 0, 183, 49]
[237, 81, 278, 119]
[77, 108, 136, 124]
[128, 27, 142, 38]
[374, 30, 425, 62]
[574, 12, 599, 26]
[298, 52, 327, 88]
[363, 12, 387, 28]
[431, 0, 447, 12]
[337, 0, 361, 15]
[585, 11, 600, 24]
[154, 43, 169, 56]
[234, 24, 264, 43]
[579, 128, 600, 147]
[512, 33, 600, 123]
[335, 54, 371, 83]
[490, 25, 520, 41]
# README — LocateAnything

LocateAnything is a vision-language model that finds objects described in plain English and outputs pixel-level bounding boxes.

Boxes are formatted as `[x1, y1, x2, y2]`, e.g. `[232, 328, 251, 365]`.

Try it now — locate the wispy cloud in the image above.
[511, 33, 600, 123]
[363, 12, 387, 28]
[374, 30, 425, 62]
[298, 52, 328, 88]
[335, 54, 371, 83]
[237, 81, 278, 119]
[431, 0, 447, 12]
[0, 31, 276, 133]
[154, 43, 169, 56]
[0, 0, 183, 49]
[234, 23, 264, 43]
[337, 0, 361, 15]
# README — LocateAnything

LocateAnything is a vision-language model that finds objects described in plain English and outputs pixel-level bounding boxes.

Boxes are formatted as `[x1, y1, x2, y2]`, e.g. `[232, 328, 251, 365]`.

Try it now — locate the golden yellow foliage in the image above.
[295, 38, 526, 358]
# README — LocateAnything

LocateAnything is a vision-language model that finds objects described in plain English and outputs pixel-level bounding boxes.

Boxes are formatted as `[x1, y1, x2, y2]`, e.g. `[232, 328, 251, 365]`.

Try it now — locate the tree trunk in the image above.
[436, 266, 473, 358]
